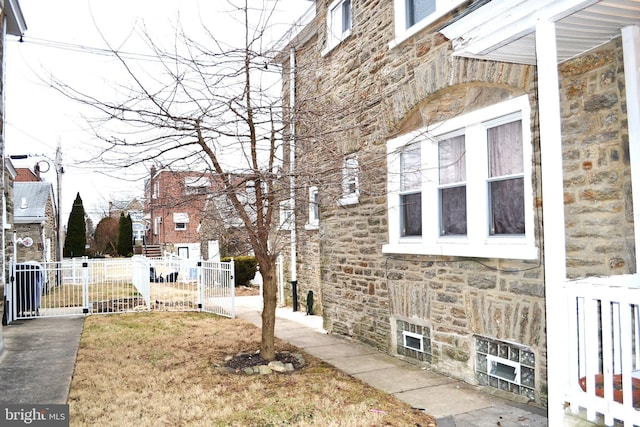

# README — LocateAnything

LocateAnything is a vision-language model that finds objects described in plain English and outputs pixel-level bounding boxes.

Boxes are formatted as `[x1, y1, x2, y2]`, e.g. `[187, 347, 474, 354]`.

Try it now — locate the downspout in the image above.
[289, 47, 298, 311]
[1, 8, 7, 304]
[535, 21, 568, 424]
[622, 25, 640, 268]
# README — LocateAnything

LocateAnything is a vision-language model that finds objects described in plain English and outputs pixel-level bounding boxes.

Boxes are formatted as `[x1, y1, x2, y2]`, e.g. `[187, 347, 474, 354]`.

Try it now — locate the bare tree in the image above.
[50, 0, 387, 360]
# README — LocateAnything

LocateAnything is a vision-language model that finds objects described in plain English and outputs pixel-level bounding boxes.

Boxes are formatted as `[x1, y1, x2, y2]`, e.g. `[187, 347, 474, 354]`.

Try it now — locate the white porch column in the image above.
[622, 25, 640, 269]
[535, 20, 568, 424]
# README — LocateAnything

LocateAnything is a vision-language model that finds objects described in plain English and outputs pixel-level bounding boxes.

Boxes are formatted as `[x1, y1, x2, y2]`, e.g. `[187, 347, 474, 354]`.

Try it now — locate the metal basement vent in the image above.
[396, 320, 432, 363]
[475, 336, 536, 401]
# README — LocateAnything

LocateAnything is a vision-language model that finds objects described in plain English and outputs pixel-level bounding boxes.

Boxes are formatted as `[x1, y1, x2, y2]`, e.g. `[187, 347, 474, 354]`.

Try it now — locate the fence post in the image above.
[230, 259, 235, 318]
[82, 257, 90, 314]
[197, 261, 202, 311]
[5, 257, 14, 324]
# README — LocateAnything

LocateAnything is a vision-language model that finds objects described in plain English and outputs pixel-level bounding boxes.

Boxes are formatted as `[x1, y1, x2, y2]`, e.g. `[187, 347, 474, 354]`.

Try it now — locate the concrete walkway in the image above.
[236, 296, 548, 427]
[0, 299, 548, 426]
[0, 316, 83, 404]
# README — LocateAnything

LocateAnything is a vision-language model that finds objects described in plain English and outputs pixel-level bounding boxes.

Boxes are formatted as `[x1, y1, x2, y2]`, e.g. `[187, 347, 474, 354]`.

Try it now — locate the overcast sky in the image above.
[5, 0, 310, 224]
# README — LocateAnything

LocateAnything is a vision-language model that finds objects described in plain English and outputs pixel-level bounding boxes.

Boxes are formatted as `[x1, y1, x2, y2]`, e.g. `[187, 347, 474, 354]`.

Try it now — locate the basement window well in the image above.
[396, 320, 432, 363]
[475, 336, 535, 401]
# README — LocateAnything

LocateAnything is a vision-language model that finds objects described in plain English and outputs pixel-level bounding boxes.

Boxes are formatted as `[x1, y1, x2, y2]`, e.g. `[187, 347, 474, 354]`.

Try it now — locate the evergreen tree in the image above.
[117, 213, 134, 257]
[63, 192, 87, 258]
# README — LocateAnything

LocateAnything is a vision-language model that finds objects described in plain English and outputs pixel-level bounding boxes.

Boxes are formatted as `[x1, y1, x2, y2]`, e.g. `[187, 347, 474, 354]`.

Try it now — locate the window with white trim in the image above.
[390, 0, 466, 49]
[338, 156, 359, 206]
[153, 217, 161, 235]
[323, 0, 352, 55]
[383, 95, 536, 259]
[306, 186, 320, 229]
[173, 212, 189, 231]
[279, 200, 294, 231]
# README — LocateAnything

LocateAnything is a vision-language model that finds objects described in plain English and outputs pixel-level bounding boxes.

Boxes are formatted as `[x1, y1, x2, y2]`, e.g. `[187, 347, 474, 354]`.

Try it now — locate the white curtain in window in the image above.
[439, 135, 465, 184]
[488, 120, 525, 235]
[488, 121, 523, 177]
[401, 145, 421, 191]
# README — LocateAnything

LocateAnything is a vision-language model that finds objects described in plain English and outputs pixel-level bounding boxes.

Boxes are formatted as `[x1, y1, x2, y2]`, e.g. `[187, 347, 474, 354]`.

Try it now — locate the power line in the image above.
[10, 35, 163, 63]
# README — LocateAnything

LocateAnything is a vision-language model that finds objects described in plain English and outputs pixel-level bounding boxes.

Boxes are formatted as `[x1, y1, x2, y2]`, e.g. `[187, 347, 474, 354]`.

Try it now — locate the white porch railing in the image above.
[565, 275, 640, 426]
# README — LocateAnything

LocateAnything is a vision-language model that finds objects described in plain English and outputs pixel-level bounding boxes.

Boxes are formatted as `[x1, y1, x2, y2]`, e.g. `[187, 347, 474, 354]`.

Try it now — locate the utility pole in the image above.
[55, 143, 63, 263]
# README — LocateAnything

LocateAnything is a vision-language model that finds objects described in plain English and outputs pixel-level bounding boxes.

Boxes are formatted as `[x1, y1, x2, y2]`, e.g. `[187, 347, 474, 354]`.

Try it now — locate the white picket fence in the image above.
[565, 275, 640, 426]
[4, 256, 235, 323]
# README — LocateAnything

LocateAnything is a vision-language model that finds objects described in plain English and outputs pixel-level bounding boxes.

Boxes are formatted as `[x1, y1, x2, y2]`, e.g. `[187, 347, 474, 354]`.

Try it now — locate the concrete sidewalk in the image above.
[0, 316, 83, 404]
[0, 301, 548, 426]
[236, 296, 548, 427]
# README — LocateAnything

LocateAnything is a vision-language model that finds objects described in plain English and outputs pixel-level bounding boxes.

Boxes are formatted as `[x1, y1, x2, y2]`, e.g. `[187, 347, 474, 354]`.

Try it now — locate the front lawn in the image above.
[69, 312, 435, 426]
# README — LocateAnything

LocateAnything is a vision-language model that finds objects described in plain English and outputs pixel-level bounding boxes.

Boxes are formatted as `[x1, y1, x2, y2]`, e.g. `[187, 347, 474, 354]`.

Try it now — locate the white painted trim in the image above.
[322, 0, 352, 56]
[622, 25, 640, 271]
[440, 0, 598, 57]
[389, 0, 466, 49]
[535, 20, 568, 425]
[384, 95, 537, 259]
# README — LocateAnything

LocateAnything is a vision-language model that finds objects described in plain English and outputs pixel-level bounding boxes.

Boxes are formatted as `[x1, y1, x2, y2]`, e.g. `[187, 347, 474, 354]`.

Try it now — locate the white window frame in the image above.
[389, 0, 466, 49]
[305, 186, 320, 230]
[322, 0, 353, 56]
[153, 216, 161, 235]
[338, 156, 359, 206]
[383, 95, 537, 259]
[279, 200, 294, 231]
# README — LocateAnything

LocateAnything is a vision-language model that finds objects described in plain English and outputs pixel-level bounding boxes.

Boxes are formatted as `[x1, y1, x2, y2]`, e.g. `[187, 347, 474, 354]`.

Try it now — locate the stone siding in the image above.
[285, 0, 632, 409]
[559, 38, 635, 277]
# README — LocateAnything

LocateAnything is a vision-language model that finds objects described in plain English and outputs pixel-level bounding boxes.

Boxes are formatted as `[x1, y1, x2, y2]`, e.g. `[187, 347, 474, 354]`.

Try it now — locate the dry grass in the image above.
[69, 312, 435, 427]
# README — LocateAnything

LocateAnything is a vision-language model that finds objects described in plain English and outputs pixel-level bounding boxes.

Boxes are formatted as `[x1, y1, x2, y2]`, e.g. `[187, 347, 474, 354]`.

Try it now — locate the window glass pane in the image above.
[488, 120, 523, 177]
[342, 0, 352, 33]
[440, 186, 466, 235]
[439, 135, 465, 185]
[401, 146, 421, 191]
[401, 192, 422, 236]
[490, 178, 525, 235]
[406, 0, 436, 27]
[343, 157, 358, 195]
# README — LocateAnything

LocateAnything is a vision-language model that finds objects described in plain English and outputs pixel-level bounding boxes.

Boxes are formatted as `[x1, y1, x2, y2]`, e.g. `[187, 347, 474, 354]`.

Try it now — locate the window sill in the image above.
[337, 194, 359, 206]
[322, 30, 352, 57]
[304, 223, 319, 231]
[382, 240, 538, 260]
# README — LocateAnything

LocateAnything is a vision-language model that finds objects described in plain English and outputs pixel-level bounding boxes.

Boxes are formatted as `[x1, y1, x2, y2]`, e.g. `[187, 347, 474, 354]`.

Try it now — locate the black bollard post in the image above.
[306, 290, 314, 315]
[291, 280, 298, 312]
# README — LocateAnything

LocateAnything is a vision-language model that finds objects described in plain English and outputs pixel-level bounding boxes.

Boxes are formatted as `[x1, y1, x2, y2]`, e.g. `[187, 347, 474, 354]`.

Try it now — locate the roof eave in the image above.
[5, 0, 27, 36]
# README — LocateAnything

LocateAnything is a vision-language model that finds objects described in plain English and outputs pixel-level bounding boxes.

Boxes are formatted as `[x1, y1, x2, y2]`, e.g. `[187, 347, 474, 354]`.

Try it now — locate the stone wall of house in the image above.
[287, 0, 551, 406]
[559, 38, 635, 278]
[287, 1, 632, 408]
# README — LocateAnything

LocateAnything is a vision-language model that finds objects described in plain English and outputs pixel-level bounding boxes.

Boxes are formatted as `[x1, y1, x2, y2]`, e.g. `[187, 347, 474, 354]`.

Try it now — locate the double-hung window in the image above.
[384, 95, 536, 259]
[279, 200, 294, 231]
[390, 0, 466, 49]
[338, 156, 359, 206]
[400, 145, 422, 237]
[438, 134, 466, 236]
[323, 0, 352, 55]
[306, 186, 320, 229]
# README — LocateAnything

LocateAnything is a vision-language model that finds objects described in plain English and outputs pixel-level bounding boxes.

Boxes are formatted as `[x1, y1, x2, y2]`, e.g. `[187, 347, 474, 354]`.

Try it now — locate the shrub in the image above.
[221, 256, 257, 286]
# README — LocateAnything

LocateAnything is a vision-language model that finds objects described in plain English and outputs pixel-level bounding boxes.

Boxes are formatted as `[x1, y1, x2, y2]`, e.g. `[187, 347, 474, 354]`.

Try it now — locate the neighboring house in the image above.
[279, 0, 639, 424]
[144, 166, 215, 260]
[109, 198, 145, 245]
[12, 181, 57, 264]
[0, 0, 27, 350]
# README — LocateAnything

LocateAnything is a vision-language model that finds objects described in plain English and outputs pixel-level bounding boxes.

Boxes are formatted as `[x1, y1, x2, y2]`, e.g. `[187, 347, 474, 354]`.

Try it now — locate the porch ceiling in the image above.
[440, 0, 640, 65]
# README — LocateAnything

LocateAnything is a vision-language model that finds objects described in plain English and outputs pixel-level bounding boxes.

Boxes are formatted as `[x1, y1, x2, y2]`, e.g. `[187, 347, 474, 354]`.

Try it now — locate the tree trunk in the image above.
[259, 261, 277, 361]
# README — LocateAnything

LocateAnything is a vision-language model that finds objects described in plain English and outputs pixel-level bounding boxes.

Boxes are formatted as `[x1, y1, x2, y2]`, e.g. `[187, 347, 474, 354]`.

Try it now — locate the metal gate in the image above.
[4, 256, 235, 324]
